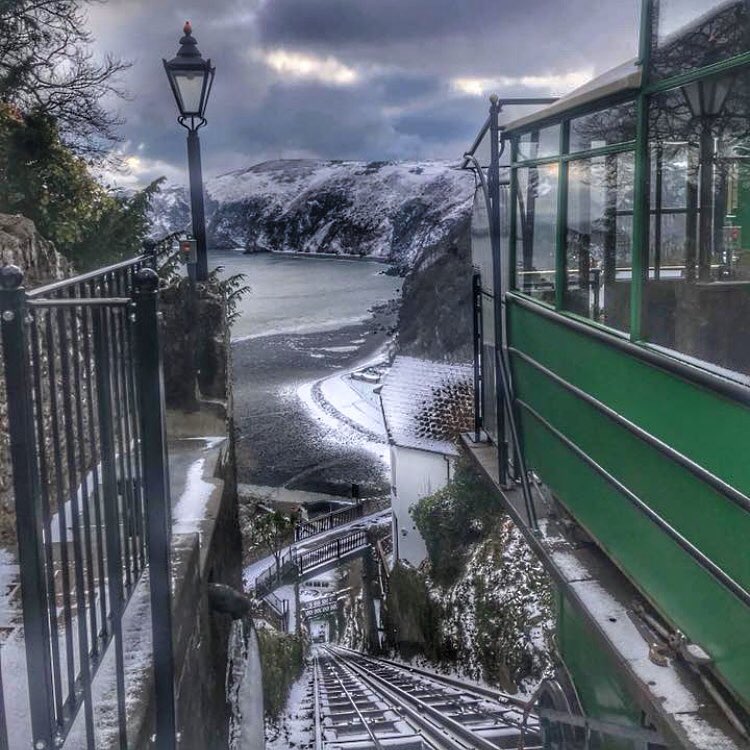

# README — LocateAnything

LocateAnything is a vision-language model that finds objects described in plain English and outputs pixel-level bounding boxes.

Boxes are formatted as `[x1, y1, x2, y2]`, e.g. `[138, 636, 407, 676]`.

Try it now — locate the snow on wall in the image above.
[390, 444, 454, 567]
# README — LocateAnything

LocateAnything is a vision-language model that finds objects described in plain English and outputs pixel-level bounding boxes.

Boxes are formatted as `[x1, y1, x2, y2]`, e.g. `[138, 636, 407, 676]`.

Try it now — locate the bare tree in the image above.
[254, 510, 297, 576]
[0, 0, 130, 158]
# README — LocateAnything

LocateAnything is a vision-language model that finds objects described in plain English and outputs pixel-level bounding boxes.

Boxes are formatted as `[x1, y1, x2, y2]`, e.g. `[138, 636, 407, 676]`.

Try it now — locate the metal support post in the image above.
[0, 266, 54, 749]
[133, 268, 177, 748]
[488, 96, 509, 484]
[187, 129, 209, 282]
[472, 270, 483, 442]
[93, 299, 129, 748]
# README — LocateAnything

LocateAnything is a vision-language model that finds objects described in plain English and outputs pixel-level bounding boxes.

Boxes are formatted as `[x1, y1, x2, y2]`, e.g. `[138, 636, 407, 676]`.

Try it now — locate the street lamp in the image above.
[164, 21, 215, 282]
[681, 75, 733, 281]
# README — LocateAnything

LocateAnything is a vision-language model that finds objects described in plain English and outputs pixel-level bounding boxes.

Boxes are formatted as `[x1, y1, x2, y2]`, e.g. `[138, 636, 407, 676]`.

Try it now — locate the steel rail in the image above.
[334, 646, 531, 713]
[508, 292, 750, 405]
[28, 297, 131, 308]
[322, 649, 471, 750]
[323, 653, 387, 750]
[312, 655, 324, 750]
[326, 647, 514, 750]
[27, 256, 150, 299]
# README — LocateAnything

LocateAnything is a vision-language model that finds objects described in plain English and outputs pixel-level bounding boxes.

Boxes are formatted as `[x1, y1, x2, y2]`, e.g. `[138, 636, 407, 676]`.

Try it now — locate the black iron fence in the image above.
[252, 529, 371, 600]
[300, 593, 340, 621]
[297, 530, 368, 575]
[261, 592, 290, 631]
[253, 549, 299, 599]
[294, 503, 364, 541]
[0, 240, 180, 749]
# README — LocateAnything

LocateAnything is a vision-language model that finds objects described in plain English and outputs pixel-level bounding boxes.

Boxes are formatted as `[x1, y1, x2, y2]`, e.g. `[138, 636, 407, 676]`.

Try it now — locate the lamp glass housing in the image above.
[682, 76, 733, 118]
[173, 69, 206, 115]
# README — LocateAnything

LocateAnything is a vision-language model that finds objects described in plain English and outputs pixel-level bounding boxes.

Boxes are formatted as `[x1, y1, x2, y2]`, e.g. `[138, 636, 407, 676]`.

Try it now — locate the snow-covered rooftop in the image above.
[379, 356, 474, 455]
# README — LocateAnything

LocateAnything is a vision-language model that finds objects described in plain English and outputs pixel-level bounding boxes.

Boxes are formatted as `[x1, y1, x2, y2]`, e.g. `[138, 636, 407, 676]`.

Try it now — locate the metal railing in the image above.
[254, 549, 299, 599]
[252, 529, 371, 600]
[261, 592, 290, 631]
[301, 593, 341, 621]
[0, 238, 180, 749]
[297, 530, 369, 575]
[294, 503, 364, 541]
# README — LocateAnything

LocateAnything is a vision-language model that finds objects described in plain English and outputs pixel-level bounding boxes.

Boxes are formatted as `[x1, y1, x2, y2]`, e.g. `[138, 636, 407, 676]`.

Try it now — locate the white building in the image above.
[378, 356, 474, 567]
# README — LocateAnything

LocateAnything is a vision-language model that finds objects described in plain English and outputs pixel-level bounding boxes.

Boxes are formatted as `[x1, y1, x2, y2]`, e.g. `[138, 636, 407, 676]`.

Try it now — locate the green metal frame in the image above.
[491, 0, 750, 719]
[505, 0, 750, 361]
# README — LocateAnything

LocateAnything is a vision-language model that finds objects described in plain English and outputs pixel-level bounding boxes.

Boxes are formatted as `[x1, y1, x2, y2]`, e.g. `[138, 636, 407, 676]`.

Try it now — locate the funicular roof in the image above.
[503, 58, 642, 133]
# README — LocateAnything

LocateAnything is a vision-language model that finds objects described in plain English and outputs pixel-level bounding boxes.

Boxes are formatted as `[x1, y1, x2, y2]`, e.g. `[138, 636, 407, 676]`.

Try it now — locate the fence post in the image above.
[132, 268, 176, 749]
[0, 266, 55, 748]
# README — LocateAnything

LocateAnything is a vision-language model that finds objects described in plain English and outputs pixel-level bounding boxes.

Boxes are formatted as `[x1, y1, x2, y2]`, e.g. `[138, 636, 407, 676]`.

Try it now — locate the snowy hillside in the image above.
[149, 159, 474, 268]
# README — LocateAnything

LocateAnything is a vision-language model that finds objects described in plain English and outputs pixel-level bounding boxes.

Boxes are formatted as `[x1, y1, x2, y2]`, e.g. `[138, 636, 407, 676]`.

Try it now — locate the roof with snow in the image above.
[503, 58, 642, 133]
[379, 356, 474, 455]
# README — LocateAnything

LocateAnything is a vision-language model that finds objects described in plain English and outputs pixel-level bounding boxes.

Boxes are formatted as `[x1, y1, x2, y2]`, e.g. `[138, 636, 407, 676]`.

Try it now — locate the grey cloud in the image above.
[86, 0, 642, 186]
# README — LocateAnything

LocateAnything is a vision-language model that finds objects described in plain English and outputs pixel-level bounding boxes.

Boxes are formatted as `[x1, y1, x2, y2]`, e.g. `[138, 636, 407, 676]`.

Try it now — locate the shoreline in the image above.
[220, 246, 396, 267]
[232, 306, 396, 496]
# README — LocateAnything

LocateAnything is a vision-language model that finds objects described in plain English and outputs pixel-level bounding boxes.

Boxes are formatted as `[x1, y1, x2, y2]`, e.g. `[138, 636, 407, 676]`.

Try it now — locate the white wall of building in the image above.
[390, 444, 456, 567]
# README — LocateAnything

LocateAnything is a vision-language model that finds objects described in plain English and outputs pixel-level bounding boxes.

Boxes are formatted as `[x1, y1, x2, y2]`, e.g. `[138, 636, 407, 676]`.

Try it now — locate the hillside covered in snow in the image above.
[149, 159, 474, 268]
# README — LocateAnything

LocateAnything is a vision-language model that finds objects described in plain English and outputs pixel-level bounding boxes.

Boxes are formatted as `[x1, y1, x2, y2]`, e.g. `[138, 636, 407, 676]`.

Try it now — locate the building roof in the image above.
[503, 58, 642, 133]
[379, 356, 474, 455]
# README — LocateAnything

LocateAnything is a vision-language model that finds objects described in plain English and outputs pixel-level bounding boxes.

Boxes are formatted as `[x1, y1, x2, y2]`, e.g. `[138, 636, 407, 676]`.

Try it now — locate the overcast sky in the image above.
[88, 0, 642, 188]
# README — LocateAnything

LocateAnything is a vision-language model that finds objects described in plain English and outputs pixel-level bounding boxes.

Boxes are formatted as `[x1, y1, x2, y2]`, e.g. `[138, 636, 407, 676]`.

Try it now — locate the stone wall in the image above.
[161, 276, 229, 411]
[128, 435, 243, 750]
[0, 214, 71, 545]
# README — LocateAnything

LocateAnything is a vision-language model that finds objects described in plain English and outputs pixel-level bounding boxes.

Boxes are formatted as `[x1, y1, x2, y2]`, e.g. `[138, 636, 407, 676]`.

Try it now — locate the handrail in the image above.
[518, 399, 750, 609]
[510, 346, 750, 516]
[27, 231, 184, 299]
[295, 503, 364, 541]
[508, 292, 750, 406]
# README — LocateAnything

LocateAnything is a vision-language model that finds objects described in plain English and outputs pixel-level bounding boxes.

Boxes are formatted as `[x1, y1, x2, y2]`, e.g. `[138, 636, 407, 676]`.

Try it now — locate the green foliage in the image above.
[0, 104, 162, 269]
[256, 628, 306, 719]
[410, 459, 499, 585]
[207, 266, 251, 326]
[384, 563, 447, 661]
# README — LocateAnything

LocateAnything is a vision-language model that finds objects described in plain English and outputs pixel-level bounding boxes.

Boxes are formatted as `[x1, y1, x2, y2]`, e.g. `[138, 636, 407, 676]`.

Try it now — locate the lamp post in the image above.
[164, 21, 215, 282]
[682, 76, 733, 281]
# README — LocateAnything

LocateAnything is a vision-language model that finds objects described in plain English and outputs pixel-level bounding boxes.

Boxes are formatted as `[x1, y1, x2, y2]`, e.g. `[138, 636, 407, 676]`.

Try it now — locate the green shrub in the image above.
[410, 459, 498, 584]
[256, 627, 306, 719]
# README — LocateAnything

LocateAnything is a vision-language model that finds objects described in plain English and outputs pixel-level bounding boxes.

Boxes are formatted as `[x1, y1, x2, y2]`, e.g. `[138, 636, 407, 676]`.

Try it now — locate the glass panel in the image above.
[651, 1, 750, 80]
[569, 102, 637, 153]
[645, 68, 750, 376]
[517, 125, 561, 161]
[564, 152, 635, 331]
[481, 341, 497, 442]
[174, 71, 205, 114]
[515, 164, 558, 303]
[471, 187, 493, 294]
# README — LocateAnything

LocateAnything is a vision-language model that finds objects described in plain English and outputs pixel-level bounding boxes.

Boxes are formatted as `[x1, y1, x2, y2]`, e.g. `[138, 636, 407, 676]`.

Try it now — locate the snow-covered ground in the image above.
[294, 351, 390, 466]
[264, 666, 314, 750]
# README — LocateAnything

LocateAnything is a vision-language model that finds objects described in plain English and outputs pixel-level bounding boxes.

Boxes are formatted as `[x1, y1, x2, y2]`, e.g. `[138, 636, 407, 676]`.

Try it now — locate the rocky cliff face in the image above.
[0, 214, 70, 286]
[150, 159, 476, 360]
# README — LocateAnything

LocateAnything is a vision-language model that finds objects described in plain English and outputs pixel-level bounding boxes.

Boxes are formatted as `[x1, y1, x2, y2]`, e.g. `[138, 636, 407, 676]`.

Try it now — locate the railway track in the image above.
[314, 646, 542, 749]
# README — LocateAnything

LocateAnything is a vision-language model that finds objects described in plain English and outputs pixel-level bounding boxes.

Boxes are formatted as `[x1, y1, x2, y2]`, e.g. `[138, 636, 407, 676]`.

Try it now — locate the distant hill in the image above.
[150, 159, 476, 360]
[149, 159, 473, 269]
